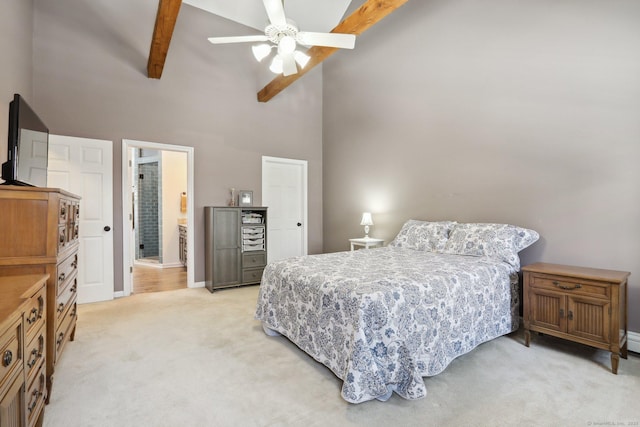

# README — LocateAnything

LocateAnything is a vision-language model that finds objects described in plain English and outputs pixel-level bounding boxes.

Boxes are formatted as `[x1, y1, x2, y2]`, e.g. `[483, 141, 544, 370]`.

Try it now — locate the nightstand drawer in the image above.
[530, 274, 610, 299]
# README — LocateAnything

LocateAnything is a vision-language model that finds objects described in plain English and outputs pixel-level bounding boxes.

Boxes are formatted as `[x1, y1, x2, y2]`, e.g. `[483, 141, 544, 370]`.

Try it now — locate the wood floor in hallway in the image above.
[132, 264, 187, 294]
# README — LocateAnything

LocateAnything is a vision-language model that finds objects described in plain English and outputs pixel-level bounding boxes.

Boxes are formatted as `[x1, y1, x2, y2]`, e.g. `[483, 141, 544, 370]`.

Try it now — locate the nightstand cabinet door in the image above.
[529, 289, 566, 333]
[567, 296, 610, 344]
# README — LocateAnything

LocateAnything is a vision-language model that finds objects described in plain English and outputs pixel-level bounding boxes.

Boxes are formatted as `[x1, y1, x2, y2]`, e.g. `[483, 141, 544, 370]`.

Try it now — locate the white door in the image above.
[262, 156, 308, 263]
[48, 135, 114, 304]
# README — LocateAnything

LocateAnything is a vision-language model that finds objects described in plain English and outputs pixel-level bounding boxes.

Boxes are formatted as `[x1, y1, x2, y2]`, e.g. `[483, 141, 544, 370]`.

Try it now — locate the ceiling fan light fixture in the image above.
[278, 35, 297, 55]
[294, 50, 310, 68]
[269, 55, 284, 74]
[252, 43, 272, 62]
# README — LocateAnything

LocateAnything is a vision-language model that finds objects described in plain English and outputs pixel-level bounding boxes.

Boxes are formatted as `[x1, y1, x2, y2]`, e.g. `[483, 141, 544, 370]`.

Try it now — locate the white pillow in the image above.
[388, 220, 456, 252]
[442, 223, 539, 269]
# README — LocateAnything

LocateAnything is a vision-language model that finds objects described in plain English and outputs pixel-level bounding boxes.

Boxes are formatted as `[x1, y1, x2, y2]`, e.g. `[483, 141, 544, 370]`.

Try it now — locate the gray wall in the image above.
[323, 0, 640, 331]
[0, 0, 34, 161]
[31, 0, 323, 291]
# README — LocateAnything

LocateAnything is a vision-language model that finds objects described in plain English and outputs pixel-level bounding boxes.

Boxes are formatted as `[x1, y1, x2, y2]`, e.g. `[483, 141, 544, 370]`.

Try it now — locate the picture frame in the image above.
[238, 190, 253, 207]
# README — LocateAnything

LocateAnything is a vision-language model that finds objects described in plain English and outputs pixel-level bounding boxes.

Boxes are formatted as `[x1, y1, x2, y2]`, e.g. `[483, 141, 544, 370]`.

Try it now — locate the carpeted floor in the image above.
[43, 286, 640, 427]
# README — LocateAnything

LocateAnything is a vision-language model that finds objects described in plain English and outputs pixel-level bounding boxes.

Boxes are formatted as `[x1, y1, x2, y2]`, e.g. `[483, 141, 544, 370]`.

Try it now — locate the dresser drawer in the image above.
[26, 365, 46, 427]
[0, 317, 22, 394]
[242, 252, 266, 268]
[25, 329, 45, 384]
[54, 303, 76, 365]
[58, 199, 69, 224]
[58, 225, 68, 252]
[242, 267, 264, 284]
[57, 252, 78, 295]
[23, 285, 46, 343]
[68, 222, 79, 244]
[529, 274, 610, 299]
[56, 276, 78, 324]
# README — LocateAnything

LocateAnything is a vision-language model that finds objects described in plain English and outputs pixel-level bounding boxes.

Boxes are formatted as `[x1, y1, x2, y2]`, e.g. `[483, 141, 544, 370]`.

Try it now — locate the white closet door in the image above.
[262, 156, 308, 263]
[48, 135, 114, 303]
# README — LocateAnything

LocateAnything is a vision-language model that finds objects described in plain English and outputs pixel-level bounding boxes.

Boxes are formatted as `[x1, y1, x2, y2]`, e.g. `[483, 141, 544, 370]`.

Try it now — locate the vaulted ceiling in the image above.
[147, 0, 410, 102]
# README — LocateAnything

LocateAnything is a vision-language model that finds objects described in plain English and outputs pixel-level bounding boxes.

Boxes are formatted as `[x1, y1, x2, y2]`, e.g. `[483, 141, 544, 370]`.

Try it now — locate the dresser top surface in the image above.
[0, 185, 80, 199]
[522, 262, 630, 283]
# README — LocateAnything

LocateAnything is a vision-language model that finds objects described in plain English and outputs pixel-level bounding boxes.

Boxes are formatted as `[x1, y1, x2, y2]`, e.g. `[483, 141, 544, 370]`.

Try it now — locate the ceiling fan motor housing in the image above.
[265, 20, 299, 45]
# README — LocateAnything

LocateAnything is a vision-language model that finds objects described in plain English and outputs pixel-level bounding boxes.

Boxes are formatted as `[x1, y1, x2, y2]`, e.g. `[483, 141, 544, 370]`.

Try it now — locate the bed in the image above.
[254, 220, 539, 403]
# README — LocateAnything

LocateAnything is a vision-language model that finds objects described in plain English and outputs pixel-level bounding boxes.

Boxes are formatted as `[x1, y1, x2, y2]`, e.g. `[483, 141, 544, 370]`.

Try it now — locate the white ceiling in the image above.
[183, 0, 355, 33]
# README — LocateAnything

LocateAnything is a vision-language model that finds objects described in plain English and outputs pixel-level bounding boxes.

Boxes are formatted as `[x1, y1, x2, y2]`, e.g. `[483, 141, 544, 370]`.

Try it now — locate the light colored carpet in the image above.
[43, 286, 640, 427]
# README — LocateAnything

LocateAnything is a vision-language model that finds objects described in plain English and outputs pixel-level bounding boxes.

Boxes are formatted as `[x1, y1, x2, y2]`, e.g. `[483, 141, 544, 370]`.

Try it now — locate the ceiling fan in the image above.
[207, 0, 356, 76]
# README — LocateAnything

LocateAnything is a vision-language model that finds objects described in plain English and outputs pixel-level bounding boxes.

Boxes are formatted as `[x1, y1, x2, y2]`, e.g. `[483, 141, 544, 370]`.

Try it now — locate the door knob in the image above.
[297, 222, 302, 227]
[104, 226, 111, 232]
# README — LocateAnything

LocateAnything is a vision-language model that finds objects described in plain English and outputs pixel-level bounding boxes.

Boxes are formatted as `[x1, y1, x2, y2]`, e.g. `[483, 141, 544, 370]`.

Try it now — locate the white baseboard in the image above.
[628, 331, 640, 353]
[113, 291, 124, 298]
[191, 281, 205, 289]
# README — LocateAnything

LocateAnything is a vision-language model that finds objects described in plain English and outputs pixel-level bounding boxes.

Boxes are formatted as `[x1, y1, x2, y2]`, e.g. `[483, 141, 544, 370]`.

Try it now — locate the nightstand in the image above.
[522, 262, 630, 374]
[349, 237, 384, 251]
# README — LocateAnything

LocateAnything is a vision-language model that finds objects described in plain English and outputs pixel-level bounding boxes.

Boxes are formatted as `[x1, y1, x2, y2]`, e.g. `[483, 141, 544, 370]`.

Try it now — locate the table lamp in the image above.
[360, 212, 373, 238]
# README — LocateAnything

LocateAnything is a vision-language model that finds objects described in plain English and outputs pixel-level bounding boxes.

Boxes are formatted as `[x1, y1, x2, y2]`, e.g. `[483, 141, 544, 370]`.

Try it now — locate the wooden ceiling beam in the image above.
[257, 0, 410, 103]
[147, 0, 183, 79]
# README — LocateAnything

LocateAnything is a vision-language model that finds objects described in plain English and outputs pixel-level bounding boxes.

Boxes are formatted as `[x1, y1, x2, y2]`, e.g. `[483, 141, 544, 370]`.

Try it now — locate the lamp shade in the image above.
[360, 212, 373, 226]
[278, 36, 296, 55]
[252, 44, 272, 62]
[294, 50, 310, 68]
[269, 55, 284, 74]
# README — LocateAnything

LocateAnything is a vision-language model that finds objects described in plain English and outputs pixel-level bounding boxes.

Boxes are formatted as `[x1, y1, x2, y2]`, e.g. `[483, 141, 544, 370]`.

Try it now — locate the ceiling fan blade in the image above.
[263, 0, 287, 27]
[296, 32, 356, 49]
[281, 53, 298, 76]
[207, 35, 269, 44]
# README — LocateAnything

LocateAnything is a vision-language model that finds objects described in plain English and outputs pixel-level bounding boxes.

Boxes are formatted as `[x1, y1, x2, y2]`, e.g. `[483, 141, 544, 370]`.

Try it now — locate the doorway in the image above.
[122, 140, 195, 296]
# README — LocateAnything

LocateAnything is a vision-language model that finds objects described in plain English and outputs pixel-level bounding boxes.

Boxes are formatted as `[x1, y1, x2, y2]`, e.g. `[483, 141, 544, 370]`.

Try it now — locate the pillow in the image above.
[442, 223, 539, 269]
[388, 220, 456, 252]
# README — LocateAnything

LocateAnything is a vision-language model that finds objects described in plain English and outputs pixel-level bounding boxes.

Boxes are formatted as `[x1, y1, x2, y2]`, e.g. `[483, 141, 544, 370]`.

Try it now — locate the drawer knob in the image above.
[552, 281, 582, 290]
[2, 350, 12, 367]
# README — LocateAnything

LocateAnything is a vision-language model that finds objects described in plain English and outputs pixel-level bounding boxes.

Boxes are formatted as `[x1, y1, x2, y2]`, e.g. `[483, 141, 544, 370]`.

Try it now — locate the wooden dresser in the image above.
[0, 186, 80, 401]
[0, 274, 48, 427]
[522, 262, 630, 374]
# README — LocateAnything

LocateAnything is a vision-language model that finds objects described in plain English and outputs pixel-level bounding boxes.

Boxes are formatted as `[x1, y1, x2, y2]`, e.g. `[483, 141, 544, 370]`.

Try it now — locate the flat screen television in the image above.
[1, 94, 49, 187]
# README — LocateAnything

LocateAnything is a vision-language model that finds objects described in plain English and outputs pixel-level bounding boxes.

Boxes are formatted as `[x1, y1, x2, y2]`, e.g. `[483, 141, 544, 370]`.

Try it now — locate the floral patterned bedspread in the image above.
[254, 247, 519, 403]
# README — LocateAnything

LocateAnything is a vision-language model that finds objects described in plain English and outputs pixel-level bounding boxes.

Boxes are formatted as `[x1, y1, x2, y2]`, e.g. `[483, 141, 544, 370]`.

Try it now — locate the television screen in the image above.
[1, 94, 49, 187]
